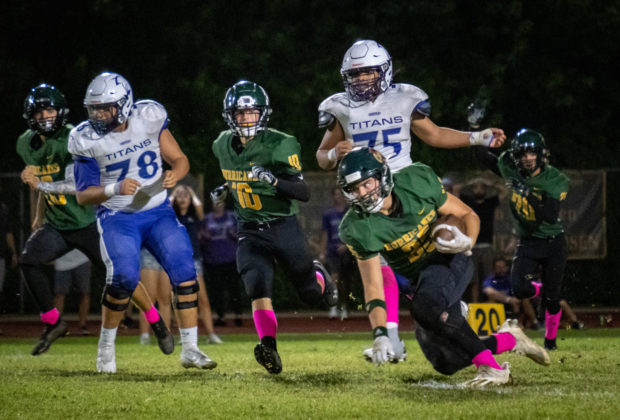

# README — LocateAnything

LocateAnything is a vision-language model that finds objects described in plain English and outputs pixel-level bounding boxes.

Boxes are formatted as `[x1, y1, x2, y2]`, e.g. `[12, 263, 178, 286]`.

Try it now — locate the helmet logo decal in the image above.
[236, 95, 257, 108]
[345, 172, 362, 184]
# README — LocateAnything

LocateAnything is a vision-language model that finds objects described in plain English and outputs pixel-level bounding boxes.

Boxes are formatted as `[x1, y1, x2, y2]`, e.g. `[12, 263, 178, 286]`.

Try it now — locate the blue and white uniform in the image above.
[68, 100, 195, 292]
[318, 83, 429, 174]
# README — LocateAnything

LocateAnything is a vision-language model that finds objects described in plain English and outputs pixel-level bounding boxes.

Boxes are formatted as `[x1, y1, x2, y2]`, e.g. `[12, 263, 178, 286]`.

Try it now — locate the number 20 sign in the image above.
[466, 303, 506, 336]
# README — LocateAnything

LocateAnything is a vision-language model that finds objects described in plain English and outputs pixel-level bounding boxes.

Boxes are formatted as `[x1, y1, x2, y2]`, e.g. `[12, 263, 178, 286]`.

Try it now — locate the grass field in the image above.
[1, 329, 619, 419]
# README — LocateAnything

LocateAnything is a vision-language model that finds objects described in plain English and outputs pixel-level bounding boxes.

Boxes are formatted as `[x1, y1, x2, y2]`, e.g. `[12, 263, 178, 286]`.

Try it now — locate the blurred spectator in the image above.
[53, 249, 92, 335]
[0, 200, 18, 302]
[459, 178, 503, 302]
[137, 249, 173, 344]
[319, 186, 354, 319]
[482, 258, 540, 329]
[172, 185, 222, 344]
[200, 196, 243, 327]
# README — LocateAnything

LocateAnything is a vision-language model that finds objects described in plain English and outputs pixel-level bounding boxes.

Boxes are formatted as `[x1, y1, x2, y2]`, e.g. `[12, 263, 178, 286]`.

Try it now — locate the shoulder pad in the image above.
[132, 100, 168, 133]
[318, 92, 349, 113]
[67, 121, 98, 156]
[392, 83, 429, 99]
[414, 100, 431, 117]
[318, 111, 335, 129]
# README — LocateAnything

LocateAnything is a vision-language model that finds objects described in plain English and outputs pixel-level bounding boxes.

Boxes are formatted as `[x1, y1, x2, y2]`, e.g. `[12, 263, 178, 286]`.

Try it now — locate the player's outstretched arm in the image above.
[160, 129, 189, 189]
[412, 117, 506, 148]
[316, 120, 352, 170]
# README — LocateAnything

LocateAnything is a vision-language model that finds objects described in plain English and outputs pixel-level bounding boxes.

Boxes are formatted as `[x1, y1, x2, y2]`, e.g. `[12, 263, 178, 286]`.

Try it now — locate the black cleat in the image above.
[254, 343, 282, 374]
[150, 318, 174, 355]
[32, 319, 68, 356]
[544, 338, 557, 351]
[313, 260, 338, 307]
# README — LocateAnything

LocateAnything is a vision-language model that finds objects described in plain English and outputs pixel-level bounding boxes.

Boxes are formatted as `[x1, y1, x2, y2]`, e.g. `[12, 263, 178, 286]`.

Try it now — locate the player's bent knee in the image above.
[101, 285, 132, 312]
[173, 281, 199, 310]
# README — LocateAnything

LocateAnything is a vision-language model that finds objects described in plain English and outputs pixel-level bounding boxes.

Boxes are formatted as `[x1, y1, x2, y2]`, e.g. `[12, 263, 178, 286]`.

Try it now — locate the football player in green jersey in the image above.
[337, 148, 549, 387]
[211, 81, 338, 374]
[17, 84, 172, 356]
[474, 129, 570, 350]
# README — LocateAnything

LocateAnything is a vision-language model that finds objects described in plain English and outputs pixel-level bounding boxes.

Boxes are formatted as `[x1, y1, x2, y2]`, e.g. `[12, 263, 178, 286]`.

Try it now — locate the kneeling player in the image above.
[69, 72, 215, 373]
[337, 148, 549, 387]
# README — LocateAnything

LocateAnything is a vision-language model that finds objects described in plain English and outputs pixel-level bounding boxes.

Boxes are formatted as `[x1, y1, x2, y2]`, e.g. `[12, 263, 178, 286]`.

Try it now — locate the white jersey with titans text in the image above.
[319, 83, 429, 173]
[68, 100, 168, 213]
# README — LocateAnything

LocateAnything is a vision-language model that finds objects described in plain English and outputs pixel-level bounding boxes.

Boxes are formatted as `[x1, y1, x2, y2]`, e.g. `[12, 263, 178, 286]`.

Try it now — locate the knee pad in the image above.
[241, 268, 271, 301]
[411, 294, 465, 332]
[173, 282, 199, 310]
[101, 285, 132, 312]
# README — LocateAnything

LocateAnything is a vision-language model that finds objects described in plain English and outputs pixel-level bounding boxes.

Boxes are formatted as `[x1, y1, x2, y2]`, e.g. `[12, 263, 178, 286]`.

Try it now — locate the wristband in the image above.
[327, 147, 337, 162]
[469, 128, 494, 146]
[104, 182, 120, 198]
[372, 326, 388, 338]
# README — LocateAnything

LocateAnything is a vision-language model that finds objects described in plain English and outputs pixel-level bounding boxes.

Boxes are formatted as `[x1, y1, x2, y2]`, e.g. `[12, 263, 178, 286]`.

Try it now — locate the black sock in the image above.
[261, 336, 277, 351]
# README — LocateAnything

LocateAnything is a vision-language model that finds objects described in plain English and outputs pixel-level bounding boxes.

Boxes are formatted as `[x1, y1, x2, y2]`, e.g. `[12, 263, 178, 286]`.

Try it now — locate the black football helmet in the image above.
[23, 83, 69, 135]
[222, 80, 272, 138]
[510, 128, 549, 175]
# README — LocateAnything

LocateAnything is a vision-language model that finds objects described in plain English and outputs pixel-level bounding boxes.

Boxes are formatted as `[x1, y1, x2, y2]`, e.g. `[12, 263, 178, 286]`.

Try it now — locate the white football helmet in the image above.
[83, 72, 134, 135]
[340, 40, 393, 102]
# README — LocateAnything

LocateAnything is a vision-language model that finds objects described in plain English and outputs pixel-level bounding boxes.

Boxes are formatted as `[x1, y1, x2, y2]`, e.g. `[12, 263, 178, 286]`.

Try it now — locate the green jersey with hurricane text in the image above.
[339, 163, 448, 280]
[16, 125, 95, 230]
[497, 151, 569, 238]
[212, 128, 304, 223]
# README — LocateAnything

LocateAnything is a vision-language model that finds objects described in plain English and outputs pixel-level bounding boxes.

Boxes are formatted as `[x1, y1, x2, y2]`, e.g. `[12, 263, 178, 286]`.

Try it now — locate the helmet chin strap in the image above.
[367, 196, 384, 213]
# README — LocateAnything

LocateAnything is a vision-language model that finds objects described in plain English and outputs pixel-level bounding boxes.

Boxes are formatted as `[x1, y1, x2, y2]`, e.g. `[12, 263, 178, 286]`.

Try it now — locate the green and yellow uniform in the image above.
[16, 125, 95, 230]
[497, 151, 569, 238]
[212, 128, 303, 223]
[339, 163, 448, 280]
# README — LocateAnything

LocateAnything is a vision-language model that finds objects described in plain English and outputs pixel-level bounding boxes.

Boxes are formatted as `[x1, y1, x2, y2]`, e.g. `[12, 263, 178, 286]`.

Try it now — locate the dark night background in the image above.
[1, 0, 619, 310]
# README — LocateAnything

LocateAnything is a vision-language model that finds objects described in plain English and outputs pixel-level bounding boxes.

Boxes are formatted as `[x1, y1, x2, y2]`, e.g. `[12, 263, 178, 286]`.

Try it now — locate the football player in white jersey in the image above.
[68, 72, 216, 373]
[316, 40, 507, 362]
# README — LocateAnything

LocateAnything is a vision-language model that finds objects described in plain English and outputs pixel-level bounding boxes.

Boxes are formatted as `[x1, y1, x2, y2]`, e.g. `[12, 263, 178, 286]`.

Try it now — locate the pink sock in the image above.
[253, 309, 278, 339]
[545, 309, 562, 339]
[493, 332, 516, 354]
[381, 266, 399, 324]
[531, 281, 542, 298]
[40, 308, 59, 325]
[472, 349, 503, 370]
[315, 271, 325, 293]
[143, 306, 160, 324]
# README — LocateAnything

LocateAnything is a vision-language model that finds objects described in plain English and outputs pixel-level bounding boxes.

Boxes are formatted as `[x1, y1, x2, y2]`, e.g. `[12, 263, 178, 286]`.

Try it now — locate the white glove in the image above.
[434, 225, 473, 255]
[251, 166, 277, 185]
[372, 335, 394, 365]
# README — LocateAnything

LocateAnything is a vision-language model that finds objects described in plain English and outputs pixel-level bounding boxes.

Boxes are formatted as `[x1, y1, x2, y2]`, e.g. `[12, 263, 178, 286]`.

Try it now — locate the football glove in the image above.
[509, 178, 530, 196]
[210, 184, 228, 205]
[251, 166, 277, 186]
[372, 335, 395, 365]
[435, 226, 473, 255]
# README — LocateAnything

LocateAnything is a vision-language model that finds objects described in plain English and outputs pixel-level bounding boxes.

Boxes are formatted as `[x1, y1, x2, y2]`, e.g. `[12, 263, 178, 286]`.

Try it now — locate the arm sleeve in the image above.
[37, 163, 77, 194]
[73, 156, 101, 191]
[274, 173, 310, 202]
[472, 146, 501, 176]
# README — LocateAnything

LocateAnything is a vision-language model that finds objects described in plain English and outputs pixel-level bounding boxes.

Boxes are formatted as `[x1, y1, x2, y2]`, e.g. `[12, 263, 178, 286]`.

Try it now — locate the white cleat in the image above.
[96, 344, 116, 373]
[498, 319, 550, 366]
[461, 362, 511, 388]
[180, 347, 217, 369]
[362, 341, 407, 363]
[208, 333, 223, 344]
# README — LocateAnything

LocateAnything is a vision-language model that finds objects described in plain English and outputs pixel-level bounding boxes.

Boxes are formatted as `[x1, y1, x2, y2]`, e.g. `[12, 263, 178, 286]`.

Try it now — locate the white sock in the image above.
[99, 327, 117, 347]
[180, 326, 198, 350]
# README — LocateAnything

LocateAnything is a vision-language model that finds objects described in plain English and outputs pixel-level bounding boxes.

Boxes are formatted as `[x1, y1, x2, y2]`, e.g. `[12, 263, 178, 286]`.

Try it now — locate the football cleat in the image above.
[208, 333, 223, 344]
[498, 319, 550, 366]
[363, 341, 407, 364]
[544, 338, 557, 351]
[254, 343, 282, 374]
[313, 260, 338, 307]
[460, 362, 511, 388]
[571, 321, 585, 330]
[96, 343, 116, 373]
[180, 347, 217, 369]
[149, 318, 174, 355]
[31, 319, 68, 356]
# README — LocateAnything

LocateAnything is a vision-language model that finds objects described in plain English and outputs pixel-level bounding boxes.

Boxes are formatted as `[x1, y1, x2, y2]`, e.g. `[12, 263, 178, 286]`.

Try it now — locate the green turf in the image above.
[1, 329, 619, 419]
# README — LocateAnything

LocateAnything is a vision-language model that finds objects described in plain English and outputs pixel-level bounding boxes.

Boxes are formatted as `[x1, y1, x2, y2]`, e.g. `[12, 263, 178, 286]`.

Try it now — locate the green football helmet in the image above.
[510, 128, 549, 174]
[23, 83, 69, 135]
[337, 147, 393, 213]
[222, 80, 272, 138]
